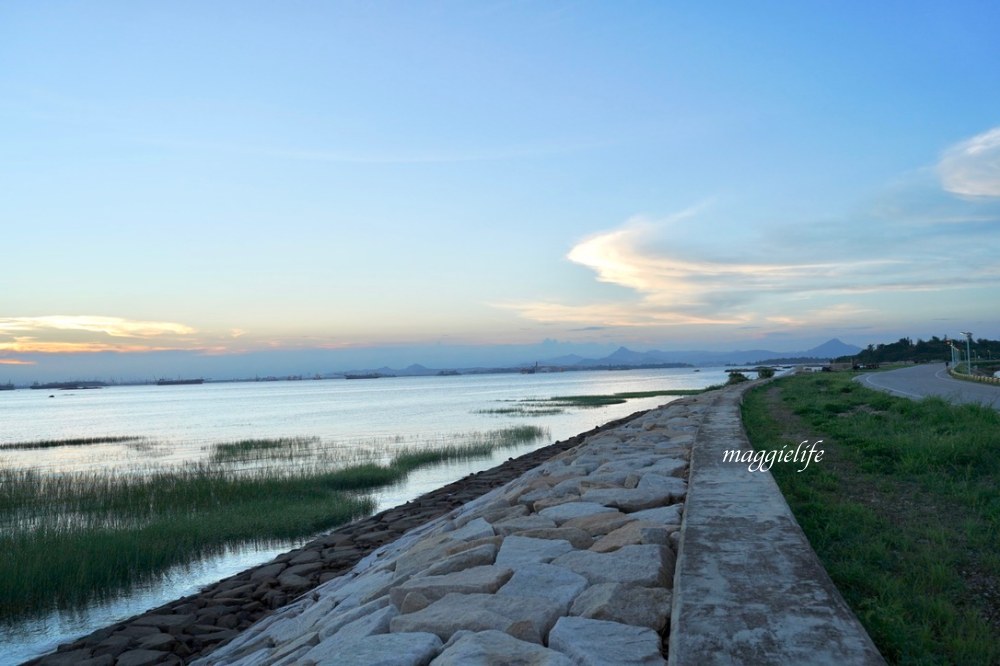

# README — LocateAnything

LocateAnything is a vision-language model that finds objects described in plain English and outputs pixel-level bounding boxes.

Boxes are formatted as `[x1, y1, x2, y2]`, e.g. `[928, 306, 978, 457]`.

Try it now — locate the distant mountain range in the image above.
[343, 339, 862, 376]
[534, 337, 861, 368]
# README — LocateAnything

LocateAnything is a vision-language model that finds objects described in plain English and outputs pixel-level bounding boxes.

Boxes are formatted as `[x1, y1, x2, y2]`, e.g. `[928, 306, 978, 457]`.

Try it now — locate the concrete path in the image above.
[857, 362, 1000, 408]
[669, 383, 885, 665]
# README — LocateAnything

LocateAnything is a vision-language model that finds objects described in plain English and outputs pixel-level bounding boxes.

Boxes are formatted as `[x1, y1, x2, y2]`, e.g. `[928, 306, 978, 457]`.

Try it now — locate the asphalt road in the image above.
[856, 362, 1000, 409]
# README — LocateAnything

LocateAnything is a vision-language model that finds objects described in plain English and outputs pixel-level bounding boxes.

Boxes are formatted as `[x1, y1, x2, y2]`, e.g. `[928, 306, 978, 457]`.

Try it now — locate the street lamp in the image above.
[960, 332, 973, 375]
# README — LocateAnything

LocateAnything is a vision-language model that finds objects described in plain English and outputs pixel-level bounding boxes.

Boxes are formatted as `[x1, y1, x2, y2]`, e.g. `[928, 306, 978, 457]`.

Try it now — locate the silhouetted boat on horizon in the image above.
[156, 378, 205, 386]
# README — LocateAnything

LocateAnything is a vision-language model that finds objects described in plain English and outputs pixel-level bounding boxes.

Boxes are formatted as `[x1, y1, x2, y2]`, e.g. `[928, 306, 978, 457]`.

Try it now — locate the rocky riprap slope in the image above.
[194, 397, 704, 665]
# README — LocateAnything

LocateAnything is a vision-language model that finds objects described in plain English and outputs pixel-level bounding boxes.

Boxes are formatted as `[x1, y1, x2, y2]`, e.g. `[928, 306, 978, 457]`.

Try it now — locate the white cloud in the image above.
[504, 199, 1000, 333]
[0, 316, 195, 338]
[939, 127, 1000, 197]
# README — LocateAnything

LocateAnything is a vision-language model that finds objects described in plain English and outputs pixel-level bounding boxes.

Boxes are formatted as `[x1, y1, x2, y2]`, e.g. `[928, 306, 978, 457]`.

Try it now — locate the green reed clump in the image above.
[474, 406, 566, 416]
[209, 436, 319, 463]
[392, 425, 548, 472]
[0, 435, 146, 450]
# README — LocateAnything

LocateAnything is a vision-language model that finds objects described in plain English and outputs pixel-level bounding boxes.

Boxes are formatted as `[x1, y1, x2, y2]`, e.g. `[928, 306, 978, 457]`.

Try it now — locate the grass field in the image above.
[742, 371, 1000, 665]
[0, 425, 547, 622]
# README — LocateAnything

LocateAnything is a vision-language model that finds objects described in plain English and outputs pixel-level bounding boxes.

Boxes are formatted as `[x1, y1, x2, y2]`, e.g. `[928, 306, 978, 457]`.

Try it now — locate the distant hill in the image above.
[802, 338, 862, 359]
[331, 338, 862, 378]
[538, 338, 862, 368]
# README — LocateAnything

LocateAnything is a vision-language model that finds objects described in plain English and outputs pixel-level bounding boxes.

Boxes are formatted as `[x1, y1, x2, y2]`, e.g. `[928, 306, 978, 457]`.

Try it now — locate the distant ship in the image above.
[30, 381, 105, 390]
[0, 382, 14, 391]
[344, 373, 382, 380]
[156, 378, 204, 386]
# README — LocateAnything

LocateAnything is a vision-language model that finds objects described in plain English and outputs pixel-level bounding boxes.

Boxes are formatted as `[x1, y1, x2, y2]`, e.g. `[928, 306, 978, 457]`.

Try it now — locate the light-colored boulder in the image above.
[492, 514, 558, 536]
[569, 583, 672, 631]
[497, 563, 589, 614]
[303, 631, 442, 665]
[644, 458, 688, 477]
[637, 473, 688, 498]
[432, 630, 574, 666]
[552, 545, 674, 587]
[548, 616, 666, 665]
[326, 603, 398, 642]
[458, 501, 523, 526]
[512, 526, 594, 549]
[589, 520, 663, 553]
[538, 502, 617, 525]
[579, 487, 673, 512]
[495, 536, 575, 568]
[329, 569, 395, 609]
[317, 596, 392, 639]
[421, 542, 498, 577]
[630, 504, 683, 525]
[389, 565, 513, 609]
[443, 536, 504, 556]
[265, 630, 320, 664]
[390, 592, 561, 644]
[561, 511, 634, 537]
[447, 517, 495, 541]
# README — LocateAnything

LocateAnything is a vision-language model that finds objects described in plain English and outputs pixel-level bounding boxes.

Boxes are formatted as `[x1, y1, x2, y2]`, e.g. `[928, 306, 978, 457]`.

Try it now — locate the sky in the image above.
[2, 1, 1000, 380]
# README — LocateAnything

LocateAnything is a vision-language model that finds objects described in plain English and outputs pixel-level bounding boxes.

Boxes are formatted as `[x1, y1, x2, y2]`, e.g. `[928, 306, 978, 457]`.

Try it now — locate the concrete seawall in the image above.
[195, 383, 882, 665]
[669, 383, 884, 665]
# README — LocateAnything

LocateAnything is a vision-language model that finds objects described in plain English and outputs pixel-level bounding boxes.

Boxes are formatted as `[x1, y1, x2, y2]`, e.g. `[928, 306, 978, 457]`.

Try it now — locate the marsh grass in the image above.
[392, 425, 547, 470]
[209, 436, 320, 463]
[524, 388, 709, 409]
[0, 425, 549, 622]
[474, 406, 566, 416]
[0, 467, 374, 618]
[0, 435, 147, 451]
[742, 372, 1000, 664]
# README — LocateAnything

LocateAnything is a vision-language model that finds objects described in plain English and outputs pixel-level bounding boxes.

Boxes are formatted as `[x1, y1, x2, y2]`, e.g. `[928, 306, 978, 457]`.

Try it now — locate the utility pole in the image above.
[960, 331, 973, 375]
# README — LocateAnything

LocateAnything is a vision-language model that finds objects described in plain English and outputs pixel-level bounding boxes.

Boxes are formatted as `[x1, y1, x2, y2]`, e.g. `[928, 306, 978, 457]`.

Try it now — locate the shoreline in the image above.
[25, 409, 651, 665]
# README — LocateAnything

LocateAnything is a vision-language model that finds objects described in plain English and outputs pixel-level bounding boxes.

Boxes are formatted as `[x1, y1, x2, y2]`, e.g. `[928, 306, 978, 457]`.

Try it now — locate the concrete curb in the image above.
[668, 382, 885, 665]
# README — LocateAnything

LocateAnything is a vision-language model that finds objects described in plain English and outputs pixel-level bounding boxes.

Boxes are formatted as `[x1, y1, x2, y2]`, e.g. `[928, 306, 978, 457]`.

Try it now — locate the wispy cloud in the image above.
[0, 358, 35, 365]
[0, 316, 197, 355]
[0, 339, 182, 354]
[939, 126, 1000, 197]
[0, 316, 195, 338]
[503, 179, 1000, 333]
[564, 218, 939, 309]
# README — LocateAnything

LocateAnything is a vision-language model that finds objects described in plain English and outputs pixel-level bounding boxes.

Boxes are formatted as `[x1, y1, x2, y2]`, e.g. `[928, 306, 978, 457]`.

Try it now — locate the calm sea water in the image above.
[0, 367, 728, 663]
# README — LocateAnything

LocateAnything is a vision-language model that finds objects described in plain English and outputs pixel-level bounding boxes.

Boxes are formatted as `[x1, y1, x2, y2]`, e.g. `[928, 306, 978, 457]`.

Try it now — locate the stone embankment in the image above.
[189, 397, 702, 665]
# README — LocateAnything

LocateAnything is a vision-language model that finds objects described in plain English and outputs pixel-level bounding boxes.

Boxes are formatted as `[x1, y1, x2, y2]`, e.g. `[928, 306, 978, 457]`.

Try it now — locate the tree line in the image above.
[837, 336, 1000, 367]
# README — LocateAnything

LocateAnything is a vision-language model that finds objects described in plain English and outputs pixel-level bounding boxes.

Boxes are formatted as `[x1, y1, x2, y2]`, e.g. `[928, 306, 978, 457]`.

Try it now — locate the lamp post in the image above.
[960, 332, 973, 375]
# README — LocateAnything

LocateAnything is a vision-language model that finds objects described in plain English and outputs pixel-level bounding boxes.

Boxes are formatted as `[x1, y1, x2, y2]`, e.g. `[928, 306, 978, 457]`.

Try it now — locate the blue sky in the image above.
[2, 2, 1000, 379]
